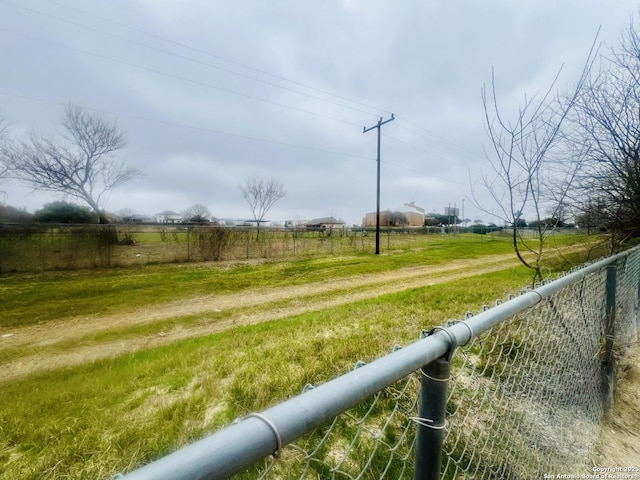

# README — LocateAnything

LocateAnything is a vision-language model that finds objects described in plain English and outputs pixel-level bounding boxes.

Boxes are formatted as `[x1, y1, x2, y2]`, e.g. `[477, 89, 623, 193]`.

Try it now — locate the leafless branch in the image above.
[183, 203, 212, 223]
[3, 104, 141, 223]
[239, 175, 285, 238]
[570, 18, 640, 247]
[472, 31, 599, 281]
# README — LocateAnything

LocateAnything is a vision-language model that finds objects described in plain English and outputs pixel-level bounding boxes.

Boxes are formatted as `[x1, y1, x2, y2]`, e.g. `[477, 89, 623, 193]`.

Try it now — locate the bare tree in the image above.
[3, 104, 141, 223]
[183, 203, 212, 224]
[239, 175, 285, 238]
[0, 115, 10, 182]
[474, 40, 597, 282]
[570, 19, 640, 248]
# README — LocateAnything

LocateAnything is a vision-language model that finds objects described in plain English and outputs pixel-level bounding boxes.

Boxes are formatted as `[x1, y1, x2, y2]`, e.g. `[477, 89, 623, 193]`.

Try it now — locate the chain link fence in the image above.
[0, 223, 493, 273]
[119, 247, 640, 480]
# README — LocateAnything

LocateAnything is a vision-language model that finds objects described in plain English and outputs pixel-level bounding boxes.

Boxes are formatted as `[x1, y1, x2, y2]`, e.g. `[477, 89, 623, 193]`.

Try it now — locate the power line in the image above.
[381, 133, 472, 169]
[1, 89, 463, 190]
[0, 27, 365, 128]
[8, 0, 392, 117]
[0, 89, 469, 219]
[0, 1, 486, 171]
[0, 90, 374, 161]
[0, 0, 482, 163]
[0, 0, 385, 119]
[394, 116, 482, 158]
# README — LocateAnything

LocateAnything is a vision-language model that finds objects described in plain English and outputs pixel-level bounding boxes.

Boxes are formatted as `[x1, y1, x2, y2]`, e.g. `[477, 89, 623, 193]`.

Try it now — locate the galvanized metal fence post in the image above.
[601, 264, 617, 415]
[413, 335, 452, 480]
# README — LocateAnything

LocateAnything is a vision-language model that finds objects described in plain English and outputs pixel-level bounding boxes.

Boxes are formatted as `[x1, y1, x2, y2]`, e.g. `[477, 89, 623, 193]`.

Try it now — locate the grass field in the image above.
[0, 233, 608, 479]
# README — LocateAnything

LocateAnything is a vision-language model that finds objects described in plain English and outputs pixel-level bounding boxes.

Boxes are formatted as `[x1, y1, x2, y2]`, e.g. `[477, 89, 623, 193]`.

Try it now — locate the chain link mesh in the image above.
[237, 251, 640, 479]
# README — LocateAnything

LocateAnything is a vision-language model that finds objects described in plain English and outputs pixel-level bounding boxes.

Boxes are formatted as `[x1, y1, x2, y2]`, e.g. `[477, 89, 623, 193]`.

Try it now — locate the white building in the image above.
[156, 210, 183, 223]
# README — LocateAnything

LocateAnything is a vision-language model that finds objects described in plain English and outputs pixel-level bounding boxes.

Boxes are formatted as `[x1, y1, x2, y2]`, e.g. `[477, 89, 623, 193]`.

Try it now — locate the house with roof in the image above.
[305, 217, 346, 232]
[156, 210, 183, 224]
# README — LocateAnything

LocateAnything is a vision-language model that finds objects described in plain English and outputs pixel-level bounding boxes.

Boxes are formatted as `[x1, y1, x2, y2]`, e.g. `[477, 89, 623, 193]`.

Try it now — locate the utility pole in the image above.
[363, 114, 395, 255]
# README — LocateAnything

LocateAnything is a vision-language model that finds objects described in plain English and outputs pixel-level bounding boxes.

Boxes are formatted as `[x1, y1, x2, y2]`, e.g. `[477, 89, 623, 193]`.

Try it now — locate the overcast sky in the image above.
[0, 0, 638, 225]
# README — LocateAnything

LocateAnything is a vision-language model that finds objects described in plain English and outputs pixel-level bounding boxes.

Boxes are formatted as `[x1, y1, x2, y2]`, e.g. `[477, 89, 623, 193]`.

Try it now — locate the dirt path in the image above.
[0, 252, 524, 382]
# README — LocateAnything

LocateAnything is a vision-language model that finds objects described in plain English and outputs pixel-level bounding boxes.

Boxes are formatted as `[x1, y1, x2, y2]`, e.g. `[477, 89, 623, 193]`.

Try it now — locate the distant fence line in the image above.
[0, 223, 576, 273]
[117, 246, 640, 479]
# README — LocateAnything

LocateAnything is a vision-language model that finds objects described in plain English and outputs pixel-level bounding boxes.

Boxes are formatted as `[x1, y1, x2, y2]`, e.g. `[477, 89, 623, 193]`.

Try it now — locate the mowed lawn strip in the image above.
[0, 267, 532, 480]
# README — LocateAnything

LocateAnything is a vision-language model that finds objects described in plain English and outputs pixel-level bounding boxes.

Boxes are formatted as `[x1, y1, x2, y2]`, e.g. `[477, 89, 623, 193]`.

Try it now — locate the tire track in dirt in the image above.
[0, 253, 524, 382]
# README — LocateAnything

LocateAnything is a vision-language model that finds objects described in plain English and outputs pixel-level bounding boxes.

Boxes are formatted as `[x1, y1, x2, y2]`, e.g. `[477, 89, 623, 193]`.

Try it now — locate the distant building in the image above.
[156, 211, 183, 223]
[362, 201, 426, 227]
[305, 217, 346, 232]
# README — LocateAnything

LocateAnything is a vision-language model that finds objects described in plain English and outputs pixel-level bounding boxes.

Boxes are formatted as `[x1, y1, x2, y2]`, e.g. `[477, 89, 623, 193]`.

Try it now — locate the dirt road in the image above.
[0, 252, 525, 382]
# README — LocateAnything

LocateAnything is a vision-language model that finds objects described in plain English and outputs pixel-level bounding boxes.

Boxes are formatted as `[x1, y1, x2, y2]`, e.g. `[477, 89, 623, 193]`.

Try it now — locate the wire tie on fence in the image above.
[419, 369, 450, 382]
[428, 326, 458, 360]
[408, 416, 447, 430]
[531, 290, 544, 305]
[244, 413, 283, 459]
[450, 320, 474, 346]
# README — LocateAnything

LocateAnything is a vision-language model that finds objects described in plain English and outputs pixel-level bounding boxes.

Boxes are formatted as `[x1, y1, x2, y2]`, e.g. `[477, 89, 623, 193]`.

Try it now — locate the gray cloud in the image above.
[1, 0, 637, 225]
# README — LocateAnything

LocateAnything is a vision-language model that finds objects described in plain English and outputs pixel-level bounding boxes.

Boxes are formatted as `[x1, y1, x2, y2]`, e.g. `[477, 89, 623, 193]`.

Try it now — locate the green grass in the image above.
[0, 265, 540, 480]
[0, 235, 605, 479]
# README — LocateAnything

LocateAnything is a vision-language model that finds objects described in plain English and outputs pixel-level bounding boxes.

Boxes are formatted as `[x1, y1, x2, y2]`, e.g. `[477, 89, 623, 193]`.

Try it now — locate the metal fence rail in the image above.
[118, 246, 640, 480]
